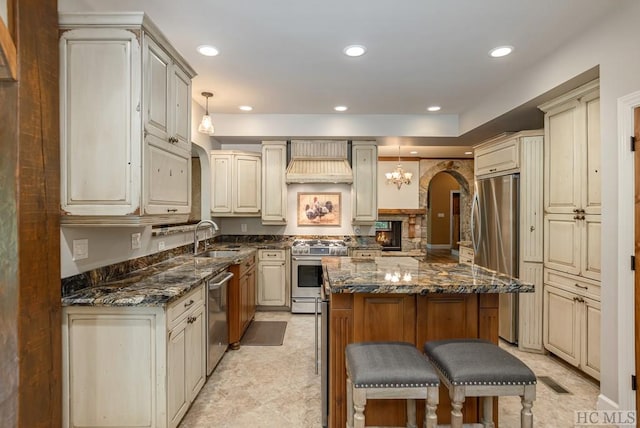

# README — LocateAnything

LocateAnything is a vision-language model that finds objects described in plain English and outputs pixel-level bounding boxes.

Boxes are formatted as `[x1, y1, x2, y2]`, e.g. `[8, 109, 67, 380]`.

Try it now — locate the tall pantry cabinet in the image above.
[59, 13, 196, 225]
[539, 79, 601, 379]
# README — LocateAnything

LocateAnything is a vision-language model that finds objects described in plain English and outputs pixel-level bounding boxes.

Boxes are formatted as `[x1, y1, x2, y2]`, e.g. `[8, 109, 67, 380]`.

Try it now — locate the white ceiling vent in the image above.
[285, 140, 353, 184]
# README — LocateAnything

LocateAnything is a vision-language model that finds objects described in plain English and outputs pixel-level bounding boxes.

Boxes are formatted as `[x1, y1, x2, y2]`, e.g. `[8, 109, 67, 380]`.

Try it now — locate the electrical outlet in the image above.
[158, 241, 165, 251]
[131, 233, 141, 250]
[241, 223, 247, 232]
[72, 239, 89, 261]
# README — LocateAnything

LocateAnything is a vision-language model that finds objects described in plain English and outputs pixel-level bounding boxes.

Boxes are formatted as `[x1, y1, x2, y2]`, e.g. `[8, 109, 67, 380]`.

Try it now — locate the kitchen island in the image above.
[322, 256, 533, 428]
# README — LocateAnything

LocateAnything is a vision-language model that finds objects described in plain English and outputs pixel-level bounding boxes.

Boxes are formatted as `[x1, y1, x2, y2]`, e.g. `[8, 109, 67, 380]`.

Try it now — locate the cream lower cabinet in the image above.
[211, 151, 261, 216]
[257, 249, 288, 306]
[543, 270, 600, 379]
[349, 249, 382, 258]
[518, 262, 544, 353]
[62, 285, 206, 428]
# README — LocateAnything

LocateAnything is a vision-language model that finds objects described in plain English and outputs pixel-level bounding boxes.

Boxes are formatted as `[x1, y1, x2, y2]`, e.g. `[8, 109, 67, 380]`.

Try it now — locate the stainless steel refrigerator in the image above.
[471, 174, 519, 343]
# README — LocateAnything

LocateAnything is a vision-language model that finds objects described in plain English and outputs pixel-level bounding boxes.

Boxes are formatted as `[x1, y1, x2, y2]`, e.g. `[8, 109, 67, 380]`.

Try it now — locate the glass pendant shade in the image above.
[198, 91, 215, 135]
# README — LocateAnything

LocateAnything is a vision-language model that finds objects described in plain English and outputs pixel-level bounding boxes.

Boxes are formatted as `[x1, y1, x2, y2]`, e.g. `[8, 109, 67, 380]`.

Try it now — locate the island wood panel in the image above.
[353, 294, 416, 426]
[329, 293, 353, 428]
[328, 293, 501, 428]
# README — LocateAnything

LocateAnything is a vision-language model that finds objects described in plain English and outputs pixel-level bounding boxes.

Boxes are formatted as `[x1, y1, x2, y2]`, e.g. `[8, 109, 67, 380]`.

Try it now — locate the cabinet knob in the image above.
[184, 299, 195, 308]
[529, 226, 535, 232]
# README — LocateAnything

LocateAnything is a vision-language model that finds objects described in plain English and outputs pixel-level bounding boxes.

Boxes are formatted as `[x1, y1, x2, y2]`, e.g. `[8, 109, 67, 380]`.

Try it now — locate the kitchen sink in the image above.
[195, 250, 240, 258]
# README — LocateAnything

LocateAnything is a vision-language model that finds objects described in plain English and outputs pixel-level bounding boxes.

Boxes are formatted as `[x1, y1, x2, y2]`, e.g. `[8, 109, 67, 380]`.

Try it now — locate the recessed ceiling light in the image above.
[334, 106, 348, 112]
[489, 45, 514, 58]
[427, 105, 441, 112]
[197, 45, 219, 57]
[343, 45, 367, 57]
[410, 151, 418, 155]
[465, 151, 473, 155]
[239, 106, 253, 111]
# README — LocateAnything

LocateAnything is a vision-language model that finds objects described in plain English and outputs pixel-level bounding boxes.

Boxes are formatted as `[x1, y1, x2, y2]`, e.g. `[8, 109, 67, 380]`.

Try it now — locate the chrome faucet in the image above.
[194, 220, 219, 255]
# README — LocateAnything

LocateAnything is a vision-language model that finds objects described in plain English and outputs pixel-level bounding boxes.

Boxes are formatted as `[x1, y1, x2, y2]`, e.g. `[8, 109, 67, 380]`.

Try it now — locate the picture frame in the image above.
[297, 192, 341, 227]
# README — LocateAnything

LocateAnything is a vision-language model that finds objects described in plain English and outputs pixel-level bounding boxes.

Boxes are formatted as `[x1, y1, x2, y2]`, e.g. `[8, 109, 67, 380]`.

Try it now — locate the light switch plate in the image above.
[158, 241, 165, 251]
[72, 239, 89, 260]
[437, 212, 445, 218]
[131, 233, 141, 250]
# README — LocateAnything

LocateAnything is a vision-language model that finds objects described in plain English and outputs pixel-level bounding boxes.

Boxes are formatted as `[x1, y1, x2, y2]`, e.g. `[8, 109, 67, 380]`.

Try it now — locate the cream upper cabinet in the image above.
[59, 13, 196, 225]
[210, 151, 261, 216]
[261, 141, 287, 224]
[540, 79, 601, 281]
[474, 136, 520, 178]
[540, 80, 600, 216]
[352, 141, 378, 224]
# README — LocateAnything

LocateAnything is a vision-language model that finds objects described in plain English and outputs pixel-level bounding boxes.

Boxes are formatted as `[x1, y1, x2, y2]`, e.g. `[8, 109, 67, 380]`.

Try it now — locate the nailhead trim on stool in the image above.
[346, 342, 440, 428]
[423, 338, 536, 428]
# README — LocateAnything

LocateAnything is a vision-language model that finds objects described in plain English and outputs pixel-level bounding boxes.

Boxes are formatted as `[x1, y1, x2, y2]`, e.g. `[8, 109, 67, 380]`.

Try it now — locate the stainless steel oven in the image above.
[291, 239, 347, 313]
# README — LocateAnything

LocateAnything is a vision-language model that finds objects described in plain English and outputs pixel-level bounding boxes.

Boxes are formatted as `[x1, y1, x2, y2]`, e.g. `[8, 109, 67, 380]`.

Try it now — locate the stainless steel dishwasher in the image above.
[207, 270, 234, 375]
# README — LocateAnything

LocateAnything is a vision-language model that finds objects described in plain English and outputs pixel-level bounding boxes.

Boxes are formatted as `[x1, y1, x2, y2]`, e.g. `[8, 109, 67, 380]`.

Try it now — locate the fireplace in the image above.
[375, 221, 402, 251]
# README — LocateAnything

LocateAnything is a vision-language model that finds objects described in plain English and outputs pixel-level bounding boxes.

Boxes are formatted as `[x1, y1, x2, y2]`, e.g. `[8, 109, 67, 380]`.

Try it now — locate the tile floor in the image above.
[179, 310, 603, 428]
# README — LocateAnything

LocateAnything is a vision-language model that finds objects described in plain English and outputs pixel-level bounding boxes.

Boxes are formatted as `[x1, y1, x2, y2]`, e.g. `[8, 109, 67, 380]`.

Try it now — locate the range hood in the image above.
[285, 140, 353, 184]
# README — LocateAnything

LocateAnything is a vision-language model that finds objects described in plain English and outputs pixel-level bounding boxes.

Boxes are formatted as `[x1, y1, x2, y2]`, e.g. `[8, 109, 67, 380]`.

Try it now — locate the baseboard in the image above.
[597, 393, 620, 411]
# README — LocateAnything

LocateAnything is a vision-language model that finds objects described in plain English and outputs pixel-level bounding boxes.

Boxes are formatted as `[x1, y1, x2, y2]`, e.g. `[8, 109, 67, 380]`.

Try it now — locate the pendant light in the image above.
[385, 145, 413, 190]
[198, 91, 215, 135]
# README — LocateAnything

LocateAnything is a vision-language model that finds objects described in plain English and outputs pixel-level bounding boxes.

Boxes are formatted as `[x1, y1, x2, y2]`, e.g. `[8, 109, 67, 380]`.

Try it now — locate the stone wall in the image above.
[418, 159, 474, 249]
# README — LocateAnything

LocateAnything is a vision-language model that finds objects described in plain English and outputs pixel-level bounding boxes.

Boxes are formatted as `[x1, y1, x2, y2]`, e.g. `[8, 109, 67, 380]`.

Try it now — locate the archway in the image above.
[418, 159, 474, 251]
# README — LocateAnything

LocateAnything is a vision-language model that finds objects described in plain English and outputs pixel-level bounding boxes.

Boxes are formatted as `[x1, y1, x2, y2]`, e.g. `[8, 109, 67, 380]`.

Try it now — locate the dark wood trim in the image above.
[634, 105, 640, 415]
[0, 0, 61, 426]
[378, 208, 427, 216]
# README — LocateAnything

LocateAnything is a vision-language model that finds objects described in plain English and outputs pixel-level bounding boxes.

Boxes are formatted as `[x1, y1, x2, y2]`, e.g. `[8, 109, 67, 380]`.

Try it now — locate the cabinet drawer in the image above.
[351, 249, 381, 258]
[544, 269, 600, 300]
[258, 249, 285, 261]
[167, 284, 205, 327]
[238, 253, 256, 277]
[474, 138, 519, 177]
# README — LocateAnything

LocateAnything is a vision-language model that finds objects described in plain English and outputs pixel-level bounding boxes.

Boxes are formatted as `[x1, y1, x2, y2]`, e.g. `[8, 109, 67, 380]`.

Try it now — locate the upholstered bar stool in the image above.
[345, 342, 440, 428]
[423, 339, 536, 428]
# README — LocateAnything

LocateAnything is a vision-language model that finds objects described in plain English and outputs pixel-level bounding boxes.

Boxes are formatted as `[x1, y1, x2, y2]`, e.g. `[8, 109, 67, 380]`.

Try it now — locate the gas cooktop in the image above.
[291, 239, 348, 256]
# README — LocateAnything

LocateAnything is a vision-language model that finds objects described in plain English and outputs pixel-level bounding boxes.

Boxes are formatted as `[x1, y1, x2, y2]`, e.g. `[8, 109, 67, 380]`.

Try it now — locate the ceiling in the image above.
[58, 0, 617, 157]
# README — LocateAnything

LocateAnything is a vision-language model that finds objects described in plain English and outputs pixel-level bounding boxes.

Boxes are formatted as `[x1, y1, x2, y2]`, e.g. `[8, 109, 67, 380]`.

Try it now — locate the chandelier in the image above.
[385, 145, 413, 189]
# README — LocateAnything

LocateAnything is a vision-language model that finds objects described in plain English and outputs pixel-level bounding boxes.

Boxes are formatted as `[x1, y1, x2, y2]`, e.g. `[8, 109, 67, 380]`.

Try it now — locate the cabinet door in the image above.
[261, 142, 287, 224]
[518, 262, 544, 353]
[584, 94, 601, 215]
[144, 135, 191, 215]
[248, 267, 256, 320]
[352, 142, 377, 224]
[520, 135, 544, 262]
[60, 28, 141, 216]
[185, 304, 206, 401]
[544, 100, 582, 214]
[544, 214, 580, 275]
[211, 154, 233, 214]
[581, 297, 601, 379]
[581, 214, 601, 281]
[258, 261, 286, 306]
[234, 155, 261, 213]
[167, 320, 188, 427]
[474, 137, 519, 177]
[144, 36, 170, 141]
[172, 65, 191, 152]
[543, 284, 580, 367]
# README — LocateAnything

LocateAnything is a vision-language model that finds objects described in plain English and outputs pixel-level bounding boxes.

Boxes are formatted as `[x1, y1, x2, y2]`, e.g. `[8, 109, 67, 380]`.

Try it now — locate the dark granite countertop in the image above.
[322, 256, 533, 294]
[62, 248, 257, 307]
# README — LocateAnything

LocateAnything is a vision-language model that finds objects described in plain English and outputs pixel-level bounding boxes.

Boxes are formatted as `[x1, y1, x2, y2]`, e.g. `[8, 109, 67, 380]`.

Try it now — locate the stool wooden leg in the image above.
[521, 385, 535, 428]
[346, 377, 354, 428]
[450, 386, 465, 428]
[353, 388, 367, 428]
[424, 386, 439, 428]
[481, 396, 495, 428]
[406, 399, 417, 428]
